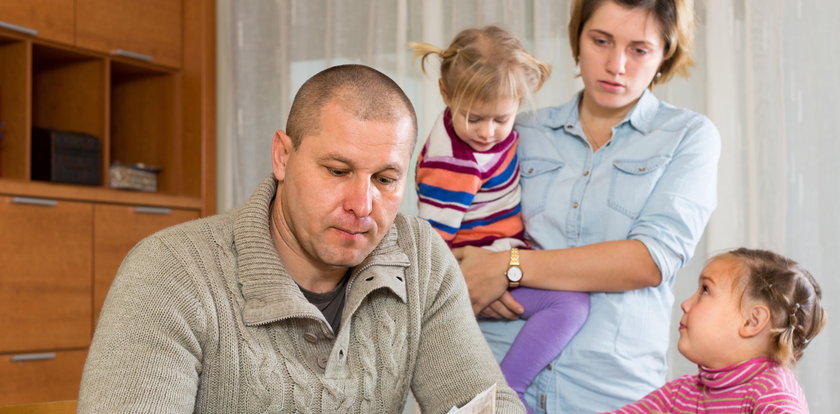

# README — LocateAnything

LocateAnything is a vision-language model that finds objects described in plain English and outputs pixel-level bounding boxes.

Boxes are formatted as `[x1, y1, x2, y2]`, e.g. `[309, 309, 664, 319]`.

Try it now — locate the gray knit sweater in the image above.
[78, 176, 523, 413]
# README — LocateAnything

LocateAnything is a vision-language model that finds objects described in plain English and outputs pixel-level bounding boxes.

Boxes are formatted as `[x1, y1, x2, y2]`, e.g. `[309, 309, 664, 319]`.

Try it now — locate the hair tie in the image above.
[788, 303, 802, 329]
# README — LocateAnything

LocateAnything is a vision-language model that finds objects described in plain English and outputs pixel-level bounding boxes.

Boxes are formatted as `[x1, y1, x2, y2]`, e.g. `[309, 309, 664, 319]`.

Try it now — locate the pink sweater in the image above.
[605, 358, 809, 413]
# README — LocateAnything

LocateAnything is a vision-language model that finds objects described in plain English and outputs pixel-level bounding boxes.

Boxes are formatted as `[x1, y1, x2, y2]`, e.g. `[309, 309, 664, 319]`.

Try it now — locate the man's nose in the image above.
[344, 177, 374, 217]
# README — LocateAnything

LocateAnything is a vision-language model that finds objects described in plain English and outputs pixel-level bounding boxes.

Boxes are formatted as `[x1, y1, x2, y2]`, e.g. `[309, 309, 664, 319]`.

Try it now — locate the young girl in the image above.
[410, 26, 590, 413]
[607, 248, 828, 413]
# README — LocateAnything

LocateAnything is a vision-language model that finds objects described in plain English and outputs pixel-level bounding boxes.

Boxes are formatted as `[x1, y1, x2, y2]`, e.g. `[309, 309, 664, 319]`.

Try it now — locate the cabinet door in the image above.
[76, 0, 182, 68]
[0, 0, 74, 44]
[0, 350, 86, 405]
[0, 196, 92, 352]
[93, 204, 199, 324]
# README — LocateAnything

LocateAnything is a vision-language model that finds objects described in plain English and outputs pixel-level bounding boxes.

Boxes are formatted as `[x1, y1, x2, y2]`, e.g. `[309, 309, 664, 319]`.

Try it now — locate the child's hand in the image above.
[479, 292, 524, 320]
[451, 246, 510, 314]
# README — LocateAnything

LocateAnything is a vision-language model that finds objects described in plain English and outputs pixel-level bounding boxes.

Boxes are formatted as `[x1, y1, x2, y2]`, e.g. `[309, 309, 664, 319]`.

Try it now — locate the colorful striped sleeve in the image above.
[416, 151, 483, 243]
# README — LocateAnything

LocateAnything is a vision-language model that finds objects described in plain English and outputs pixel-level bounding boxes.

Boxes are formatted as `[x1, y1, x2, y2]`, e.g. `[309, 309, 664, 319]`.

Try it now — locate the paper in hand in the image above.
[446, 383, 496, 414]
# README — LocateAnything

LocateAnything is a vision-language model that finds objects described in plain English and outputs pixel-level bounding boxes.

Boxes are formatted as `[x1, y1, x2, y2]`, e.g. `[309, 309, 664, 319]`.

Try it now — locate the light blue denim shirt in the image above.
[479, 89, 720, 413]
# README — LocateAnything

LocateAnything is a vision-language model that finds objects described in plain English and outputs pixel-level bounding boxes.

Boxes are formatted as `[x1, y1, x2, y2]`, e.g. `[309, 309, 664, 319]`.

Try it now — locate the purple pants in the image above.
[501, 287, 589, 413]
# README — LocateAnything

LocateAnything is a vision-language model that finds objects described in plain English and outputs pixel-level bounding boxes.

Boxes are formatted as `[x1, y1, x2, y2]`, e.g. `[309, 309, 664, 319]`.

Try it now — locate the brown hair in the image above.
[568, 0, 695, 86]
[285, 64, 417, 149]
[720, 248, 827, 367]
[409, 25, 551, 119]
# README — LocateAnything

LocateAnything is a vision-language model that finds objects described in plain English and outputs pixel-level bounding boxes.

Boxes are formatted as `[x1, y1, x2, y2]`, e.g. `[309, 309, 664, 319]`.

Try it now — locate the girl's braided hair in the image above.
[726, 248, 827, 367]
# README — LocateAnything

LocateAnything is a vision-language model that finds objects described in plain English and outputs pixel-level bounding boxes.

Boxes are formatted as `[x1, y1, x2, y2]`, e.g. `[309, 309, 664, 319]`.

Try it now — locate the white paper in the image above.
[446, 383, 496, 414]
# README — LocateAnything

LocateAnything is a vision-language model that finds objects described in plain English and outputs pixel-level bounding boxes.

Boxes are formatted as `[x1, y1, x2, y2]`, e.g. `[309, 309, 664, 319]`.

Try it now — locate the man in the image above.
[78, 65, 523, 413]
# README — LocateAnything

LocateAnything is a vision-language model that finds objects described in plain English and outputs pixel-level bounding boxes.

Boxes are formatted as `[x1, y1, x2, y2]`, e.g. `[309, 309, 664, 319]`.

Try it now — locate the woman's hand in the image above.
[451, 246, 518, 315]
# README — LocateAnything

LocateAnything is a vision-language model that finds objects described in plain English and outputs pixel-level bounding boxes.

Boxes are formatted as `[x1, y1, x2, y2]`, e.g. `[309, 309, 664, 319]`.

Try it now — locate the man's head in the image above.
[271, 65, 417, 278]
[284, 64, 418, 149]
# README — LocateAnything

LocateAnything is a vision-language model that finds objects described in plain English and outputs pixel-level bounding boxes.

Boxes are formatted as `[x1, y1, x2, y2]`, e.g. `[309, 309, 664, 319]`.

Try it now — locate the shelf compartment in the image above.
[31, 44, 106, 185]
[0, 37, 29, 180]
[110, 60, 180, 195]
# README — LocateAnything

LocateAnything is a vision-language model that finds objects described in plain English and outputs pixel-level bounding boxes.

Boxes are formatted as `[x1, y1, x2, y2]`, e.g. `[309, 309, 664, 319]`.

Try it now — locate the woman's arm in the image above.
[454, 240, 660, 314]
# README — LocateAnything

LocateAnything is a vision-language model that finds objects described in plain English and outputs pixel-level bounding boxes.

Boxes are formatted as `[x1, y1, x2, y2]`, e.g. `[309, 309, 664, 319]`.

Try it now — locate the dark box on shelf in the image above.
[32, 127, 101, 186]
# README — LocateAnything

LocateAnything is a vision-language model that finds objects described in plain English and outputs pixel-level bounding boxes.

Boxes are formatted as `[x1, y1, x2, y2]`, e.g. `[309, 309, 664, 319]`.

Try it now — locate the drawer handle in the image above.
[134, 206, 172, 215]
[113, 49, 153, 62]
[11, 353, 56, 362]
[0, 21, 38, 36]
[11, 196, 57, 207]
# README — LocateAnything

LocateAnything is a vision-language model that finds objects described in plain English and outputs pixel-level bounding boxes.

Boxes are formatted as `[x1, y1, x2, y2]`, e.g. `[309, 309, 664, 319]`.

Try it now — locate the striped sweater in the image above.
[606, 358, 809, 413]
[416, 109, 526, 249]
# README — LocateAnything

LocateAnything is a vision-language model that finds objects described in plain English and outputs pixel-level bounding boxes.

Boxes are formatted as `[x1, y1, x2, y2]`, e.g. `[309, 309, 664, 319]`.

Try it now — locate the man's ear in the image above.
[740, 303, 772, 338]
[272, 129, 294, 181]
[438, 79, 451, 107]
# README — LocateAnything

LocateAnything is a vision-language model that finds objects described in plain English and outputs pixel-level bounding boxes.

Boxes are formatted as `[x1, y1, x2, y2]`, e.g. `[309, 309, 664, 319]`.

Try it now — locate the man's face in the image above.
[272, 101, 415, 272]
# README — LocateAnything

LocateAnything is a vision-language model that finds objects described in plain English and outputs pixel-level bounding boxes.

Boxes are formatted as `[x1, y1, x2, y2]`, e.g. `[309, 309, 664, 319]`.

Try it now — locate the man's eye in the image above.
[328, 168, 347, 176]
[376, 176, 396, 185]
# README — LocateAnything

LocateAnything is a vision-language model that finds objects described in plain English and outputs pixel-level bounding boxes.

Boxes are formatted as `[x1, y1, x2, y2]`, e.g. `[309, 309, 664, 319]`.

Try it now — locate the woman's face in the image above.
[578, 1, 665, 115]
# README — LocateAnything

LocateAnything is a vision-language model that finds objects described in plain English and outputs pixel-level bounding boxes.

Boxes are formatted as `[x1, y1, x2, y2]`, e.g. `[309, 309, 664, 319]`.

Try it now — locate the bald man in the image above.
[78, 65, 524, 413]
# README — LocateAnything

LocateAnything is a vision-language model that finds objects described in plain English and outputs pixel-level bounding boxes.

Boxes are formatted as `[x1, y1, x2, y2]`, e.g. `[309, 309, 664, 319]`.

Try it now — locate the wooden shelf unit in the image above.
[0, 0, 215, 405]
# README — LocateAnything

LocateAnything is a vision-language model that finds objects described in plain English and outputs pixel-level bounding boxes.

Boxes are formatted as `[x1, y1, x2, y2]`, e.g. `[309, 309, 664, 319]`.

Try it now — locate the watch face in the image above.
[507, 266, 523, 282]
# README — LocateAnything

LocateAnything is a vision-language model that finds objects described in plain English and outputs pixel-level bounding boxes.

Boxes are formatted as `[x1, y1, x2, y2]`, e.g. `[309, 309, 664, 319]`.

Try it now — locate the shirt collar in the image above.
[555, 89, 659, 135]
[233, 175, 409, 329]
[696, 358, 777, 390]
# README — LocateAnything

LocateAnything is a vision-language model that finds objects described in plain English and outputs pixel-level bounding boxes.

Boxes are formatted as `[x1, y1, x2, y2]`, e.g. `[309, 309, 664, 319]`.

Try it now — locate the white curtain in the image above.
[217, 0, 839, 411]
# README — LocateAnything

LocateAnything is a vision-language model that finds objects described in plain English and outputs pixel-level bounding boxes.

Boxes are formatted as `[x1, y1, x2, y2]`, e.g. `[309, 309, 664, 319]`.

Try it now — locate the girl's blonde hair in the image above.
[409, 25, 551, 118]
[568, 0, 696, 87]
[720, 248, 827, 367]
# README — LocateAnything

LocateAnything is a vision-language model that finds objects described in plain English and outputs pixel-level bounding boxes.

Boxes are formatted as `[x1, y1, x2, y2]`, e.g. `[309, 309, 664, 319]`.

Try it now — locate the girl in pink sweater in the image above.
[608, 248, 827, 413]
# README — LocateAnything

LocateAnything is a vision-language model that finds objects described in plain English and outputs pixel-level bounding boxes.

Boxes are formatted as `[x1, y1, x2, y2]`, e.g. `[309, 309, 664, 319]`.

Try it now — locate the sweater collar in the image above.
[697, 358, 777, 389]
[233, 175, 409, 329]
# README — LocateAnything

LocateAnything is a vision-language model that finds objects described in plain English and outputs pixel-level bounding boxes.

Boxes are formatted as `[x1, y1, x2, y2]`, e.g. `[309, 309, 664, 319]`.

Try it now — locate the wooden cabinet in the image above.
[0, 197, 203, 405]
[0, 0, 75, 44]
[76, 0, 183, 69]
[0, 350, 87, 405]
[0, 0, 215, 405]
[93, 204, 200, 323]
[0, 197, 93, 353]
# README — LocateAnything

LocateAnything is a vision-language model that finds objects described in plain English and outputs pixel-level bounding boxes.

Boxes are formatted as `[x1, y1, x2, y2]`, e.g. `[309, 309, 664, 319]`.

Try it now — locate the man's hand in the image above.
[451, 246, 521, 316]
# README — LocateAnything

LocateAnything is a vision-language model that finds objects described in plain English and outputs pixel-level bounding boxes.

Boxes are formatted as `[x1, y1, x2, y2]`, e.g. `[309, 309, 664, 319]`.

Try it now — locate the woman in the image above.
[453, 0, 720, 412]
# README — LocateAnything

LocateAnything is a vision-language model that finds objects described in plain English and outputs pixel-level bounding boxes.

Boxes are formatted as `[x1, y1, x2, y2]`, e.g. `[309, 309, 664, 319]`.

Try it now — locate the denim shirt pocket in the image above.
[519, 157, 564, 221]
[607, 155, 671, 218]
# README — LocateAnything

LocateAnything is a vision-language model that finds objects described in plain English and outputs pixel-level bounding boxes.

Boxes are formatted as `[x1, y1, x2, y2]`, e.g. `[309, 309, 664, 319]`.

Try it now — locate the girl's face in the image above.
[678, 256, 747, 369]
[449, 97, 520, 152]
[578, 0, 665, 115]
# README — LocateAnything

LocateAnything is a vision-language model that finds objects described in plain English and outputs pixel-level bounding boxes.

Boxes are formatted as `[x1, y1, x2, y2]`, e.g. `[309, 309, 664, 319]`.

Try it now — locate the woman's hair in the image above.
[409, 25, 551, 118]
[568, 0, 695, 86]
[720, 248, 827, 367]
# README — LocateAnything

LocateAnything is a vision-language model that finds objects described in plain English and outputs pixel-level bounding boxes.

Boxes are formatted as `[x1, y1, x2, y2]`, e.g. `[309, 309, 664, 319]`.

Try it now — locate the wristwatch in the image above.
[506, 248, 523, 288]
